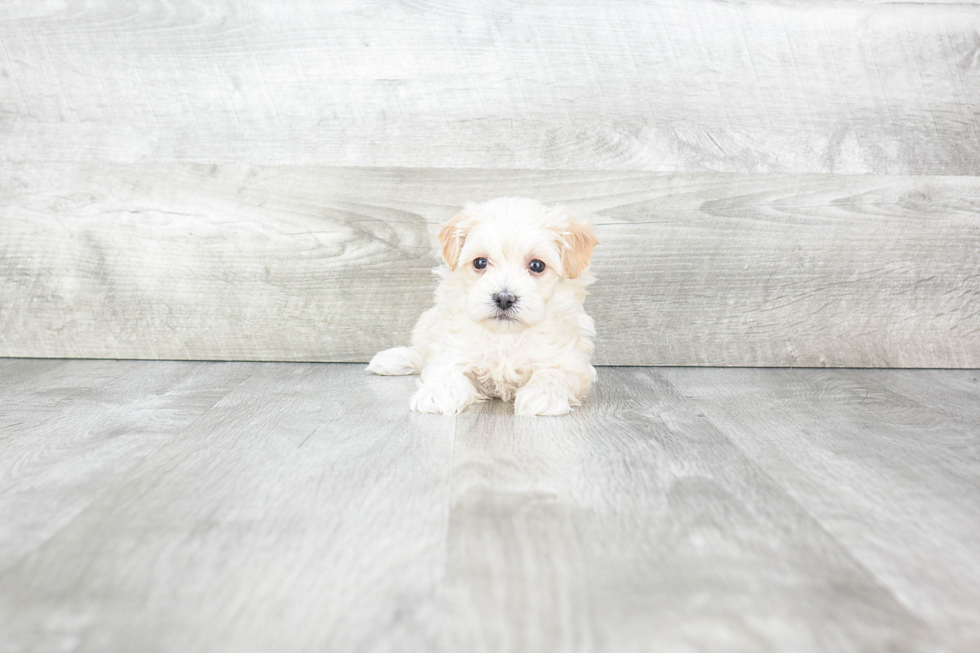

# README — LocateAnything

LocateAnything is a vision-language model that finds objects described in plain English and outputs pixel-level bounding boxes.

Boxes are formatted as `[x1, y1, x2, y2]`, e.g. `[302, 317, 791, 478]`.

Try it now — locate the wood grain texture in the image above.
[0, 361, 456, 653]
[0, 359, 256, 568]
[661, 367, 980, 651]
[404, 378, 940, 653]
[0, 0, 978, 173]
[2, 163, 978, 366]
[3, 360, 980, 651]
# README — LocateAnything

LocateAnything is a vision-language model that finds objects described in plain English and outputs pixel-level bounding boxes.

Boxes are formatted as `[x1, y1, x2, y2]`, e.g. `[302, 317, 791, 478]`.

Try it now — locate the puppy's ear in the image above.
[438, 211, 470, 271]
[559, 213, 598, 279]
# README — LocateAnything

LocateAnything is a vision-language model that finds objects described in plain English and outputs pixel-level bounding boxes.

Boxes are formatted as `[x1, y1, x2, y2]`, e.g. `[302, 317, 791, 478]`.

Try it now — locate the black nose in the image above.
[493, 290, 517, 310]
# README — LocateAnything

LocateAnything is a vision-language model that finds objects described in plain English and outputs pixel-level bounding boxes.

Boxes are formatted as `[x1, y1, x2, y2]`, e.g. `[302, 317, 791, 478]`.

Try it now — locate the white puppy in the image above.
[367, 197, 599, 416]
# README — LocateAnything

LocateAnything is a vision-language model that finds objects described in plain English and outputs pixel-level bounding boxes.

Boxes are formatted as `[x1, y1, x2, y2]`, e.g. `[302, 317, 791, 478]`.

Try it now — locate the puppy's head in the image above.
[437, 197, 597, 332]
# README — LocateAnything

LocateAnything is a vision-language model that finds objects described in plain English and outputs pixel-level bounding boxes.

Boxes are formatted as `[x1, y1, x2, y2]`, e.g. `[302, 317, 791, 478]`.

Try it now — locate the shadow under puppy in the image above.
[368, 197, 598, 416]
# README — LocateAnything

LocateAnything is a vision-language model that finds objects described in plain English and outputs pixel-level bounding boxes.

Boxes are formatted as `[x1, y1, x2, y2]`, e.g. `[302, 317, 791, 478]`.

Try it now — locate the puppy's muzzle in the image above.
[492, 290, 517, 311]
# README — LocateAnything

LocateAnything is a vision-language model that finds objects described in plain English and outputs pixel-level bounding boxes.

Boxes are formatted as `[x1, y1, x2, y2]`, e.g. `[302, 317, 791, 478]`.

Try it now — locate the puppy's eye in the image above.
[473, 257, 488, 270]
[528, 259, 546, 274]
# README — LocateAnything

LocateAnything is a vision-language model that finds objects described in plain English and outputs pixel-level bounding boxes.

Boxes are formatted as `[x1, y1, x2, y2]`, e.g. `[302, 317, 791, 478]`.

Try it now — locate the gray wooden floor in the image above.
[1, 360, 978, 652]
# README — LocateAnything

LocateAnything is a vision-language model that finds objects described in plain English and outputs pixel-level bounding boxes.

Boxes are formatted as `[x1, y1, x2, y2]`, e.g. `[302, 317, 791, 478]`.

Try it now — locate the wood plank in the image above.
[0, 1, 978, 173]
[661, 367, 980, 650]
[383, 368, 944, 652]
[0, 359, 255, 569]
[4, 362, 973, 651]
[2, 163, 978, 366]
[0, 362, 455, 652]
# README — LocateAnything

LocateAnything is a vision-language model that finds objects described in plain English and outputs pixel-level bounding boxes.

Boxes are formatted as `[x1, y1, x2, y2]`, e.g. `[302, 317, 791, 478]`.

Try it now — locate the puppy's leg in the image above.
[410, 367, 482, 414]
[367, 347, 421, 376]
[514, 367, 588, 416]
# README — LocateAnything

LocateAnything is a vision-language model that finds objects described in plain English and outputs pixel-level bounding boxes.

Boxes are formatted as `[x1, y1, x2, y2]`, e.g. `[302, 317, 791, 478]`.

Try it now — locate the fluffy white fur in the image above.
[368, 197, 598, 416]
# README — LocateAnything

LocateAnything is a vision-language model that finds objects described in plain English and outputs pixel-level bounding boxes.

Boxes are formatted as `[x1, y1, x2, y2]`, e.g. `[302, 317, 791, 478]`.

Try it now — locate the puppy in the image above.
[367, 197, 598, 416]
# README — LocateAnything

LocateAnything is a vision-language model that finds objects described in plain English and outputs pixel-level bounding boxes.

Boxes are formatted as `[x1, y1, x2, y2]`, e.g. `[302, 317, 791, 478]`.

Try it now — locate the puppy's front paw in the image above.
[410, 381, 474, 414]
[514, 386, 571, 416]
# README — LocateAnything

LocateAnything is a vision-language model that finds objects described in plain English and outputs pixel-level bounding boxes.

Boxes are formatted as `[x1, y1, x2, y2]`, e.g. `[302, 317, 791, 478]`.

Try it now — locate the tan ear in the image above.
[437, 211, 469, 270]
[560, 214, 598, 279]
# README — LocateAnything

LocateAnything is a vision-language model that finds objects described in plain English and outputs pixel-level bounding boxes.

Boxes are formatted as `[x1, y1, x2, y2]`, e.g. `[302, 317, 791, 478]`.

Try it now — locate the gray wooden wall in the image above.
[2, 0, 978, 366]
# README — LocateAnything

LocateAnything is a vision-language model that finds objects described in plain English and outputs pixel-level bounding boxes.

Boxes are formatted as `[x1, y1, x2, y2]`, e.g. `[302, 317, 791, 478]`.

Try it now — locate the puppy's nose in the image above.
[493, 290, 517, 310]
